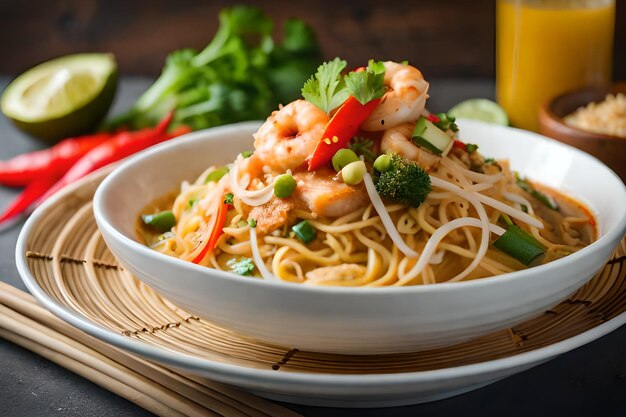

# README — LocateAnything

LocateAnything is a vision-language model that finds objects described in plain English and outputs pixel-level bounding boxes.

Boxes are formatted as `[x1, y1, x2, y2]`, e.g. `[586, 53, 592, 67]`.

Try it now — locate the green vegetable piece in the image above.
[466, 143, 479, 153]
[515, 173, 559, 211]
[224, 192, 234, 204]
[434, 112, 459, 132]
[373, 153, 431, 208]
[373, 154, 392, 172]
[249, 218, 257, 228]
[493, 225, 545, 265]
[227, 257, 255, 276]
[242, 151, 253, 158]
[412, 116, 453, 156]
[332, 149, 359, 171]
[292, 220, 316, 244]
[274, 174, 297, 198]
[188, 198, 197, 208]
[341, 160, 367, 185]
[104, 5, 320, 131]
[205, 167, 229, 183]
[301, 58, 350, 113]
[349, 137, 376, 162]
[142, 211, 176, 233]
[343, 60, 386, 105]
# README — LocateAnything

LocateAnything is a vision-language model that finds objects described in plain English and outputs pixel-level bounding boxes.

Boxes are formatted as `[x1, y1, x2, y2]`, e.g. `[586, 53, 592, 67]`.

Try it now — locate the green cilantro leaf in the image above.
[301, 58, 350, 112]
[224, 192, 234, 204]
[227, 257, 255, 276]
[344, 60, 386, 105]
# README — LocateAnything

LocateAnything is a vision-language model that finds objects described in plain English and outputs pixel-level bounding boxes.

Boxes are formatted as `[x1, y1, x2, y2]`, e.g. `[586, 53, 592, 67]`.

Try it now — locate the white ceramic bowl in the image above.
[93, 120, 626, 354]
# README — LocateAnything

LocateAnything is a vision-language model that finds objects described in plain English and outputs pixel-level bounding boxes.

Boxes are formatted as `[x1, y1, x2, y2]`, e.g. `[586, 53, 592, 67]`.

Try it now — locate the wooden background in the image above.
[0, 0, 624, 79]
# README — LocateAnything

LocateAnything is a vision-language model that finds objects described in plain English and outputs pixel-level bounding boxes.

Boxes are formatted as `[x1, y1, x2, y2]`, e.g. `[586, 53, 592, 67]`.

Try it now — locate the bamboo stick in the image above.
[0, 282, 301, 417]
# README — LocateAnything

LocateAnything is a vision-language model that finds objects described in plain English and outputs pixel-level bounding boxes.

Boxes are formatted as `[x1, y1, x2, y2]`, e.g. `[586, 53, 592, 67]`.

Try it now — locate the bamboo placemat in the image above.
[18, 170, 626, 375]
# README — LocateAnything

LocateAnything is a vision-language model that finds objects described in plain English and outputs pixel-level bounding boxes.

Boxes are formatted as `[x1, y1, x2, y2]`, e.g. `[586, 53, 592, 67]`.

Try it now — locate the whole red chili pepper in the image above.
[0, 132, 113, 187]
[38, 112, 175, 203]
[0, 169, 65, 225]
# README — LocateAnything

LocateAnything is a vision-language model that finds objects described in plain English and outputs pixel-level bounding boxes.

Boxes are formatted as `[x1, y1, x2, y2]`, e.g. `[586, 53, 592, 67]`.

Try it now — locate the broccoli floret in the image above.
[373, 154, 431, 208]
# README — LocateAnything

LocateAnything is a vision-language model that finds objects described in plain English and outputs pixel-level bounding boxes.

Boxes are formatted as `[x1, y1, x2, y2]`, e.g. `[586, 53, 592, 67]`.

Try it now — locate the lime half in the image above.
[1, 53, 118, 142]
[448, 98, 509, 126]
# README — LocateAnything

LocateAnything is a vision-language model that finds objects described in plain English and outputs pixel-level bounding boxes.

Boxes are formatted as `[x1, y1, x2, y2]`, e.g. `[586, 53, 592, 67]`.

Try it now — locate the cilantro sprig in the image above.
[301, 58, 386, 113]
[301, 58, 350, 113]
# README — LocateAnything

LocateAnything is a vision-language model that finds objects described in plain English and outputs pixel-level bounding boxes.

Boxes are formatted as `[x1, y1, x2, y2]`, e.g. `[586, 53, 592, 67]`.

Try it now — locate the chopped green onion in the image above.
[227, 257, 255, 276]
[142, 211, 176, 233]
[273, 174, 297, 198]
[341, 160, 366, 185]
[466, 143, 479, 153]
[292, 220, 316, 244]
[434, 112, 459, 132]
[373, 154, 392, 172]
[242, 151, 253, 158]
[331, 149, 359, 171]
[515, 173, 559, 211]
[188, 198, 197, 208]
[249, 218, 257, 228]
[349, 137, 377, 162]
[493, 225, 545, 265]
[205, 167, 229, 183]
[224, 193, 234, 204]
[484, 157, 496, 164]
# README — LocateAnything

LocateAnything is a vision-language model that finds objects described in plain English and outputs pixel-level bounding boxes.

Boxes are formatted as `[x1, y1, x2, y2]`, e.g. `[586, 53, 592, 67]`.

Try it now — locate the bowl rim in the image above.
[91, 120, 626, 295]
[540, 82, 626, 141]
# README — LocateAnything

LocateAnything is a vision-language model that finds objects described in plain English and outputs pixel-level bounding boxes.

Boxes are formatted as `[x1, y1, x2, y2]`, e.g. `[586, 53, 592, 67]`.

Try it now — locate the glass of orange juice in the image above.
[496, 0, 615, 131]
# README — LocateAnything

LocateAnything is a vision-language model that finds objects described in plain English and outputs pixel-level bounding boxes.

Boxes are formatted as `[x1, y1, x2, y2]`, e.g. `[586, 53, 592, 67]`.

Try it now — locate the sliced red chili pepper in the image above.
[38, 112, 175, 203]
[427, 114, 441, 123]
[453, 140, 467, 151]
[191, 197, 229, 264]
[0, 132, 114, 187]
[308, 96, 381, 171]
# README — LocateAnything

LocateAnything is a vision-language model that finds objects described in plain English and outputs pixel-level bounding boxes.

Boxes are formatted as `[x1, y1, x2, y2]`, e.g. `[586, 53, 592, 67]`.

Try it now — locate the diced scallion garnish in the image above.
[142, 211, 176, 233]
[205, 166, 229, 183]
[412, 116, 454, 157]
[493, 225, 545, 265]
[224, 192, 234, 204]
[292, 220, 316, 243]
[515, 173, 559, 211]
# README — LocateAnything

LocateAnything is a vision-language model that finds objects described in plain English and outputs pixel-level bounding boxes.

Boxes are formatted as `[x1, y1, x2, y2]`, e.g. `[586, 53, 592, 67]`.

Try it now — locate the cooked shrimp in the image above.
[253, 99, 330, 171]
[293, 168, 370, 218]
[381, 122, 440, 169]
[361, 61, 429, 131]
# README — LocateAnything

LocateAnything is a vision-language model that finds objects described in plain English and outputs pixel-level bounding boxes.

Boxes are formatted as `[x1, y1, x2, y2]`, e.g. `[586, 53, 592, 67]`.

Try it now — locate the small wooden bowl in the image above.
[539, 83, 626, 182]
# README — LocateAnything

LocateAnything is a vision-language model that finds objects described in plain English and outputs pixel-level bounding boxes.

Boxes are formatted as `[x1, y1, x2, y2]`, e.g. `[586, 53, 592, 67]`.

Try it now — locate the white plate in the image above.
[16, 120, 626, 407]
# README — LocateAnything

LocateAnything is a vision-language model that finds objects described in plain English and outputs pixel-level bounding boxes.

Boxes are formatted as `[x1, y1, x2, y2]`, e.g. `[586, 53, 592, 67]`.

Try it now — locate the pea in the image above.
[373, 154, 392, 172]
[273, 174, 297, 198]
[331, 148, 359, 171]
[341, 160, 367, 185]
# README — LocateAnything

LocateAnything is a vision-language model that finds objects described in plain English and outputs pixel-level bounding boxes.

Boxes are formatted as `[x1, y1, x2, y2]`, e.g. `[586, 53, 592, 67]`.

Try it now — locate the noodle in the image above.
[139, 60, 596, 287]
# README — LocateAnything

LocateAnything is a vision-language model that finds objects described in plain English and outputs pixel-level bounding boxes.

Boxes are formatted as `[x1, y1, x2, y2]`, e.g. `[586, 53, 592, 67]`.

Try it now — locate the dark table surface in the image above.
[0, 76, 624, 417]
